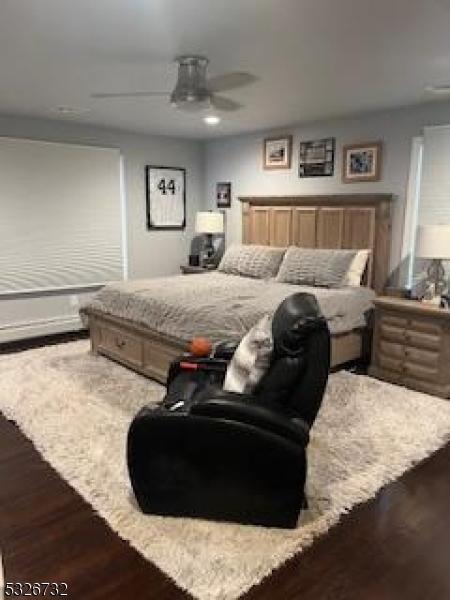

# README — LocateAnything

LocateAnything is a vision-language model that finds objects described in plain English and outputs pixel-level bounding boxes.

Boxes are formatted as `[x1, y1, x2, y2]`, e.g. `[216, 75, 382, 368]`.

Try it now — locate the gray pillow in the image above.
[276, 246, 357, 288]
[218, 244, 286, 279]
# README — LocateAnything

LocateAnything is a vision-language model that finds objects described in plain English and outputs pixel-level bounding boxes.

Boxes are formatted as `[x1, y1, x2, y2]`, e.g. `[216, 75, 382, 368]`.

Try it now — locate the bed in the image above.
[83, 194, 392, 383]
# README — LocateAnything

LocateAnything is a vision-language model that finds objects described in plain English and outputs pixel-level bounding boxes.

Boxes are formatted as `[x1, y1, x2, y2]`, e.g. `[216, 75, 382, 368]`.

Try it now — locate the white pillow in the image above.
[344, 250, 370, 287]
[223, 315, 273, 394]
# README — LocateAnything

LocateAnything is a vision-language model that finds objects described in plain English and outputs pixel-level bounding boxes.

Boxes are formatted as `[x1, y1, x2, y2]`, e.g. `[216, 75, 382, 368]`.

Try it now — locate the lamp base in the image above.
[427, 259, 446, 294]
[421, 259, 447, 304]
[201, 233, 215, 267]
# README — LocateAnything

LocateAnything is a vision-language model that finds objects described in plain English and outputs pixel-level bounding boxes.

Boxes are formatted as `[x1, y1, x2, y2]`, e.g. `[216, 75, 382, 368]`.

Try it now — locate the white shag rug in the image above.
[1, 341, 449, 600]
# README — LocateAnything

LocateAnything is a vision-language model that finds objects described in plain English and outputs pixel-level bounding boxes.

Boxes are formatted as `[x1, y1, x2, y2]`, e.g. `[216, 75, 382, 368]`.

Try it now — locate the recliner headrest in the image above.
[271, 293, 327, 356]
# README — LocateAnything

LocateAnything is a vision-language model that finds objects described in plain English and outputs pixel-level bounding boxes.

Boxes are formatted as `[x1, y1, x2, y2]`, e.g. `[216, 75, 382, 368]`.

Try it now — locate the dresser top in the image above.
[375, 296, 450, 320]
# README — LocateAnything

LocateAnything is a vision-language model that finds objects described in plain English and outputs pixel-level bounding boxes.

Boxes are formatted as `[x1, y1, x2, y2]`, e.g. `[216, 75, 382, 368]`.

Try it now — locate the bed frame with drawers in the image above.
[86, 194, 392, 383]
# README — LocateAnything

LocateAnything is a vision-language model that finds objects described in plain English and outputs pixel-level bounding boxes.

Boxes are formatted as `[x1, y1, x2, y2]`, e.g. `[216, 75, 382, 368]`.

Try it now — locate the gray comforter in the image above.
[82, 272, 375, 343]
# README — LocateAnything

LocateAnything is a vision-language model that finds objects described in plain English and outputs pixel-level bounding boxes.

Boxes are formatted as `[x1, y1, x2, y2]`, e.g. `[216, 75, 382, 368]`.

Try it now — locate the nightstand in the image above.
[180, 265, 216, 275]
[369, 297, 450, 398]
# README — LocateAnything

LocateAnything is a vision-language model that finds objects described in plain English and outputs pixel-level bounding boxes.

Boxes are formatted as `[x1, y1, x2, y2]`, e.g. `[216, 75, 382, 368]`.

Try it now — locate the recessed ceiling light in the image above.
[51, 106, 91, 116]
[204, 115, 221, 126]
[425, 84, 450, 94]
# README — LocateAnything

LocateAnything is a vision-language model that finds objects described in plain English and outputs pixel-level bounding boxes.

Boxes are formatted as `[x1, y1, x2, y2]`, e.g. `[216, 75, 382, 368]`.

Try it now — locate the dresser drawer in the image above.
[379, 323, 405, 344]
[404, 345, 439, 368]
[404, 329, 441, 351]
[380, 314, 408, 329]
[143, 338, 182, 382]
[98, 325, 144, 368]
[379, 340, 404, 360]
[408, 318, 443, 336]
[404, 362, 439, 383]
[378, 354, 403, 374]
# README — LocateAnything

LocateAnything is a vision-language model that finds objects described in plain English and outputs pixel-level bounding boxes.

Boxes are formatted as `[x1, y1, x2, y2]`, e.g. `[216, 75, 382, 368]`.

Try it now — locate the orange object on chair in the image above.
[189, 337, 213, 357]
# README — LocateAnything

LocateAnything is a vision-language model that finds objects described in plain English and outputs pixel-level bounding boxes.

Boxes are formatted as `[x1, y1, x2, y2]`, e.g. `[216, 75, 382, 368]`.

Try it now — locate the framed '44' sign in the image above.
[146, 166, 186, 230]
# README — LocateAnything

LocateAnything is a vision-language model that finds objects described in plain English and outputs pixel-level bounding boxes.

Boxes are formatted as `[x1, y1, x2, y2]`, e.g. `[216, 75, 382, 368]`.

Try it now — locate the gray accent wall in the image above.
[3, 100, 450, 341]
[204, 100, 450, 281]
[0, 114, 204, 341]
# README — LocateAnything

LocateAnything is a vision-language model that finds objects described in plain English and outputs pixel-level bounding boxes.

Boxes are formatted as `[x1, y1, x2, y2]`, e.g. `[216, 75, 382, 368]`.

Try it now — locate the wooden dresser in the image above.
[369, 297, 450, 398]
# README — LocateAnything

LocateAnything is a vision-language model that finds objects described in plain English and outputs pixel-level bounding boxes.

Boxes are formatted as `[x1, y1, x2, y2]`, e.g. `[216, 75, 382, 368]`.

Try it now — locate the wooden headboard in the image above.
[239, 194, 392, 294]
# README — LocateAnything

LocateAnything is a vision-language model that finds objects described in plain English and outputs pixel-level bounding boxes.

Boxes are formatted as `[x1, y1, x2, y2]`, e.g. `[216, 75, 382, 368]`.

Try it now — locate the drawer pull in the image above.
[97, 324, 143, 368]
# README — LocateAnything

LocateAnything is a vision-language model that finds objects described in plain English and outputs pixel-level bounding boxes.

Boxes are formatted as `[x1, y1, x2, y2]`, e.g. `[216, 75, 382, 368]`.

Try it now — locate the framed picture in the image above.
[342, 142, 382, 183]
[146, 165, 186, 230]
[299, 137, 335, 177]
[263, 135, 292, 170]
[216, 182, 231, 208]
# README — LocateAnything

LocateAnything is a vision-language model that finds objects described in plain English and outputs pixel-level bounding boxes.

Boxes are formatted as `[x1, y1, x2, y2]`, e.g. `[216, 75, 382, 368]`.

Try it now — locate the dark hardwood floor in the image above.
[1, 336, 450, 599]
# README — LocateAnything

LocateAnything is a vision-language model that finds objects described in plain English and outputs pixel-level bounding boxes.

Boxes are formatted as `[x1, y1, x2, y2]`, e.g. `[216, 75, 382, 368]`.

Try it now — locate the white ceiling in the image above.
[1, 0, 450, 139]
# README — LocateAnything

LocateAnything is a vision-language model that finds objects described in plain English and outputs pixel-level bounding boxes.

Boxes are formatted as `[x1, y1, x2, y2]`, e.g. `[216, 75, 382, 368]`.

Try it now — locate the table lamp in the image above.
[416, 224, 450, 302]
[195, 211, 224, 267]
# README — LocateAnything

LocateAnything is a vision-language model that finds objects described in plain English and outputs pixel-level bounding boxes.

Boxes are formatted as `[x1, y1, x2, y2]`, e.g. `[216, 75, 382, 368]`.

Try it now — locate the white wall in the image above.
[3, 100, 450, 341]
[204, 100, 450, 284]
[0, 114, 204, 341]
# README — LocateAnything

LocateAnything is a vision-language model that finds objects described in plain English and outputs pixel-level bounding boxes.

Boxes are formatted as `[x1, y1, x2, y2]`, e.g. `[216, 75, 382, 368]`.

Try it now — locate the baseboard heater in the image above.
[0, 316, 85, 344]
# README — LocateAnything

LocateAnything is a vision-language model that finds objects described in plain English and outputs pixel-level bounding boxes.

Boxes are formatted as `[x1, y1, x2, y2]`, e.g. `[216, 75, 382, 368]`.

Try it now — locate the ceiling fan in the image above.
[91, 55, 257, 113]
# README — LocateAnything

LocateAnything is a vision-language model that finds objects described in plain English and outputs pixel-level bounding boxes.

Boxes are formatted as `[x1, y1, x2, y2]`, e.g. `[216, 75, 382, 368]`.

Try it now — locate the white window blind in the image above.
[0, 138, 124, 294]
[418, 125, 450, 227]
[408, 125, 450, 288]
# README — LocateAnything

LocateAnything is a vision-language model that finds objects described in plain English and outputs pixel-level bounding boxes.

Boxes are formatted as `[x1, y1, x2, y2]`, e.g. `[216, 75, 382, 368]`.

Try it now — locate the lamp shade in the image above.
[195, 211, 224, 234]
[416, 225, 450, 259]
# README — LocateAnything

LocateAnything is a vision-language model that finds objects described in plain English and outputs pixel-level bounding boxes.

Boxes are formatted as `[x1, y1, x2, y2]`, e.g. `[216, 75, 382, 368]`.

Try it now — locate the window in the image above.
[403, 126, 450, 290]
[0, 138, 125, 295]
[402, 136, 423, 288]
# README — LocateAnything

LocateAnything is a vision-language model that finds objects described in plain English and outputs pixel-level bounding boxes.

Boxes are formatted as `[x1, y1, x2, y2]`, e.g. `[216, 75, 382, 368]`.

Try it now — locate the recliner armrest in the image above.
[167, 356, 228, 388]
[190, 394, 309, 447]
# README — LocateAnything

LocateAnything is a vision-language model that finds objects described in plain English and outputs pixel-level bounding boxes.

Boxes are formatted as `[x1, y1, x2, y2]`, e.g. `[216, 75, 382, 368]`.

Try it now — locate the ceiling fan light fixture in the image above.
[91, 54, 252, 114]
[204, 115, 221, 125]
[170, 94, 211, 111]
[169, 55, 212, 111]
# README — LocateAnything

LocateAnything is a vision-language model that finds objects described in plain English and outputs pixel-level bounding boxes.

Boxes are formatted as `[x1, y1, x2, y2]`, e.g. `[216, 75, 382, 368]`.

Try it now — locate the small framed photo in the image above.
[216, 182, 231, 208]
[299, 137, 335, 177]
[342, 142, 382, 183]
[263, 135, 292, 170]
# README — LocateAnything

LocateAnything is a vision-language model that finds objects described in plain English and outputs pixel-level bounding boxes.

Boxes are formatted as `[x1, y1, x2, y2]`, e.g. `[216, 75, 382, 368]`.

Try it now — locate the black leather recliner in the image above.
[127, 293, 330, 528]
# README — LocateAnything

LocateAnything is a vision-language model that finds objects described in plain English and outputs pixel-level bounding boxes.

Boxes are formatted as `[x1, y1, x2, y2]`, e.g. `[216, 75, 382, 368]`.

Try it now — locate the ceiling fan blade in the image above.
[210, 95, 243, 112]
[208, 72, 257, 93]
[91, 91, 169, 99]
